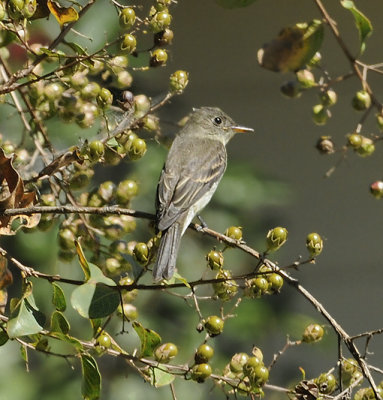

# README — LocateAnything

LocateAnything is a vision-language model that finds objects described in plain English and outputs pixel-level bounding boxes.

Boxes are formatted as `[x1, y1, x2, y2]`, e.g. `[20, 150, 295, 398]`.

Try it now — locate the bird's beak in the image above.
[231, 125, 254, 133]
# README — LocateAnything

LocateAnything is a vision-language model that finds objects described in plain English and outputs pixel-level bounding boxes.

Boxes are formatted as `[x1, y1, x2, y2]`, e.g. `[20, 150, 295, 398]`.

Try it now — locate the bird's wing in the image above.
[156, 140, 227, 231]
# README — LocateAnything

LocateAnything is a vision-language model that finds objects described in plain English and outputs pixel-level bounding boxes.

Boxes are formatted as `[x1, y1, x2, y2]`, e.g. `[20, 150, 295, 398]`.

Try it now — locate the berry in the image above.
[96, 333, 111, 348]
[97, 88, 113, 109]
[312, 104, 329, 125]
[225, 226, 242, 241]
[121, 34, 137, 54]
[266, 226, 288, 252]
[133, 242, 149, 264]
[352, 90, 371, 111]
[169, 70, 189, 94]
[195, 344, 214, 364]
[119, 7, 136, 30]
[206, 250, 224, 270]
[302, 323, 324, 343]
[116, 180, 138, 204]
[150, 48, 168, 67]
[356, 137, 375, 157]
[244, 277, 269, 299]
[315, 373, 336, 394]
[154, 28, 174, 46]
[296, 69, 316, 88]
[127, 138, 147, 161]
[306, 232, 323, 257]
[149, 10, 172, 33]
[88, 140, 105, 162]
[154, 342, 178, 363]
[191, 363, 212, 383]
[204, 315, 224, 336]
[267, 273, 284, 293]
[212, 270, 238, 301]
[280, 81, 302, 98]
[370, 181, 383, 199]
[58, 228, 76, 250]
[134, 94, 151, 117]
[347, 133, 363, 149]
[229, 353, 249, 373]
[319, 89, 337, 107]
[316, 136, 335, 154]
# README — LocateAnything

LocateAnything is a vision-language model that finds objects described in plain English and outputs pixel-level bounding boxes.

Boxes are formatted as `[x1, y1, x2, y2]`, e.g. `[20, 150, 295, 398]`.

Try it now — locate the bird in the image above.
[152, 107, 254, 281]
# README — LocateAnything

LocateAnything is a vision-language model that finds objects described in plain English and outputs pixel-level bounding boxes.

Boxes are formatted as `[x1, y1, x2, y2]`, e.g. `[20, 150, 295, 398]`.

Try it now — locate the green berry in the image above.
[243, 357, 269, 386]
[370, 181, 383, 199]
[312, 104, 329, 125]
[376, 113, 383, 131]
[98, 181, 116, 203]
[356, 137, 375, 157]
[229, 353, 249, 373]
[225, 226, 242, 241]
[96, 333, 111, 348]
[154, 342, 178, 363]
[44, 82, 64, 101]
[88, 140, 105, 162]
[81, 82, 101, 100]
[128, 138, 147, 161]
[319, 89, 337, 107]
[118, 303, 138, 320]
[169, 70, 189, 94]
[114, 70, 133, 89]
[267, 273, 284, 293]
[347, 133, 362, 149]
[134, 94, 151, 117]
[206, 250, 224, 270]
[150, 48, 168, 67]
[296, 69, 316, 88]
[119, 7, 136, 30]
[121, 34, 137, 53]
[315, 373, 336, 394]
[204, 315, 224, 336]
[110, 55, 129, 74]
[133, 242, 149, 264]
[244, 277, 269, 299]
[149, 10, 172, 33]
[212, 270, 238, 301]
[191, 363, 212, 383]
[352, 90, 371, 111]
[116, 179, 138, 204]
[341, 358, 359, 380]
[195, 344, 214, 364]
[97, 88, 113, 109]
[302, 323, 324, 343]
[266, 226, 288, 252]
[306, 232, 323, 257]
[58, 228, 76, 250]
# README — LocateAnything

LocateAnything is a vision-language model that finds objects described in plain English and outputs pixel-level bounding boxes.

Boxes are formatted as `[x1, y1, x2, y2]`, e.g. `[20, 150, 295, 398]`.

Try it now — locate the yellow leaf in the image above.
[47, 0, 78, 27]
[258, 19, 324, 73]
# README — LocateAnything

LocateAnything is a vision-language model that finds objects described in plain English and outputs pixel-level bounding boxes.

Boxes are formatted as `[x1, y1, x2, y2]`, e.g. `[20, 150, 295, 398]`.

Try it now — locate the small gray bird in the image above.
[153, 107, 254, 281]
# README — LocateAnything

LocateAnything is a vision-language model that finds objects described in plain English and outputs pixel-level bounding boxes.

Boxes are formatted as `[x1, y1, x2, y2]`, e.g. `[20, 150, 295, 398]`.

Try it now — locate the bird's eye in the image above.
[213, 116, 222, 125]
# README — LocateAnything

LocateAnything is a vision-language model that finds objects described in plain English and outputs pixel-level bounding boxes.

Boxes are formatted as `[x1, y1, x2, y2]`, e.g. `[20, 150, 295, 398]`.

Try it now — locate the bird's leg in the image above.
[196, 214, 208, 231]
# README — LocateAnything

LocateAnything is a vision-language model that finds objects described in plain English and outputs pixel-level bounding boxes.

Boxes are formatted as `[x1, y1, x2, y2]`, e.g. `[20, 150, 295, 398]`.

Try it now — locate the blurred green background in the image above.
[1, 0, 383, 399]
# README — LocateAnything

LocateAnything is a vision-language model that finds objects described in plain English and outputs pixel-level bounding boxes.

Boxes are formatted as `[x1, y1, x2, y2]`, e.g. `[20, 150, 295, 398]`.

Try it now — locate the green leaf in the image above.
[341, 0, 372, 54]
[149, 365, 175, 387]
[52, 282, 66, 311]
[0, 330, 9, 345]
[81, 354, 101, 400]
[171, 272, 191, 288]
[51, 332, 84, 352]
[51, 311, 70, 334]
[132, 321, 161, 357]
[71, 282, 120, 319]
[7, 297, 45, 338]
[71, 261, 119, 319]
[215, 0, 257, 8]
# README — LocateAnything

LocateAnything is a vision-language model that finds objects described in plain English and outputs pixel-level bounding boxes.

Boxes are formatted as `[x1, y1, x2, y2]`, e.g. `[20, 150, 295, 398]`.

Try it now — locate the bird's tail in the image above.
[152, 224, 181, 281]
